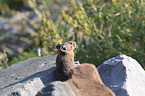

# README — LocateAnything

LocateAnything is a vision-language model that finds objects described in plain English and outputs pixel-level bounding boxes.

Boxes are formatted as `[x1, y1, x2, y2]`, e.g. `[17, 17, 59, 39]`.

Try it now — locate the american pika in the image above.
[56, 41, 76, 81]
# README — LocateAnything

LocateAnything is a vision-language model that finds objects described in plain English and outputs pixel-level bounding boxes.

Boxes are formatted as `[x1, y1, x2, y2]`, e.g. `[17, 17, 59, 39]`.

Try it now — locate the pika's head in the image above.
[56, 41, 76, 53]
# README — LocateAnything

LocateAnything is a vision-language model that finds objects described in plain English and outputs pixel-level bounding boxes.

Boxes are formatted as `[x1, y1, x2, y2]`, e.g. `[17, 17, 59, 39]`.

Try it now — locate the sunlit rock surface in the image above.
[97, 55, 145, 96]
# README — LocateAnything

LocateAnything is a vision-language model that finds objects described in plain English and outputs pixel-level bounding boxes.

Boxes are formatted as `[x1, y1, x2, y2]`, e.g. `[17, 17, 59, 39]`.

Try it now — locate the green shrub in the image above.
[27, 0, 75, 54]
[39, 12, 76, 54]
[29, 0, 145, 68]
[64, 0, 145, 67]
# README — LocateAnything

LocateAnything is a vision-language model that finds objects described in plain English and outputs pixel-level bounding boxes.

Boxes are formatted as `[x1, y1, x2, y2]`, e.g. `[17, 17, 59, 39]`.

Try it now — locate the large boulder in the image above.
[0, 55, 57, 96]
[97, 55, 145, 96]
[67, 63, 115, 96]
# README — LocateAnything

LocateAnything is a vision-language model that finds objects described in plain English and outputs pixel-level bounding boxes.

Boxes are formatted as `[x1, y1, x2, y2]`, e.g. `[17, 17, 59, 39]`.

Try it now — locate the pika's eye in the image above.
[60, 45, 67, 52]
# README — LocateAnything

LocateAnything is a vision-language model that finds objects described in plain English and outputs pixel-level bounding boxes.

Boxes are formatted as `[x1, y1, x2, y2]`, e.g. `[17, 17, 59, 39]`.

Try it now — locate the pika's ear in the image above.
[56, 44, 61, 49]
[60, 45, 67, 52]
[73, 42, 76, 48]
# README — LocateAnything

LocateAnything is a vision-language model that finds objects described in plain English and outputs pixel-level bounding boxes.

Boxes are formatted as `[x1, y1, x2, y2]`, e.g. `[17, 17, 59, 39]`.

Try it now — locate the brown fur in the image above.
[56, 41, 76, 81]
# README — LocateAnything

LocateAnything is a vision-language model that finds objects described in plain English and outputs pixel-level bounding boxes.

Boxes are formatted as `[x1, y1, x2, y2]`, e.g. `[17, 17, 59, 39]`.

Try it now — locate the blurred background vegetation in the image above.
[0, 0, 26, 16]
[0, 0, 145, 70]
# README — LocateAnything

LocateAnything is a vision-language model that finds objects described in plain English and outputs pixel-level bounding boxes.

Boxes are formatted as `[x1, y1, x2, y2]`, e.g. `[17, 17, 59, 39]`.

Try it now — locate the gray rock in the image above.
[97, 55, 145, 96]
[0, 55, 56, 96]
[0, 55, 76, 96]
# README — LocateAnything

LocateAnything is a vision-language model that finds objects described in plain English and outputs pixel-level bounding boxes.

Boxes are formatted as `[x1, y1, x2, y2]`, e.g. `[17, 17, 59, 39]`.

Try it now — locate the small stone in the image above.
[36, 81, 76, 96]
